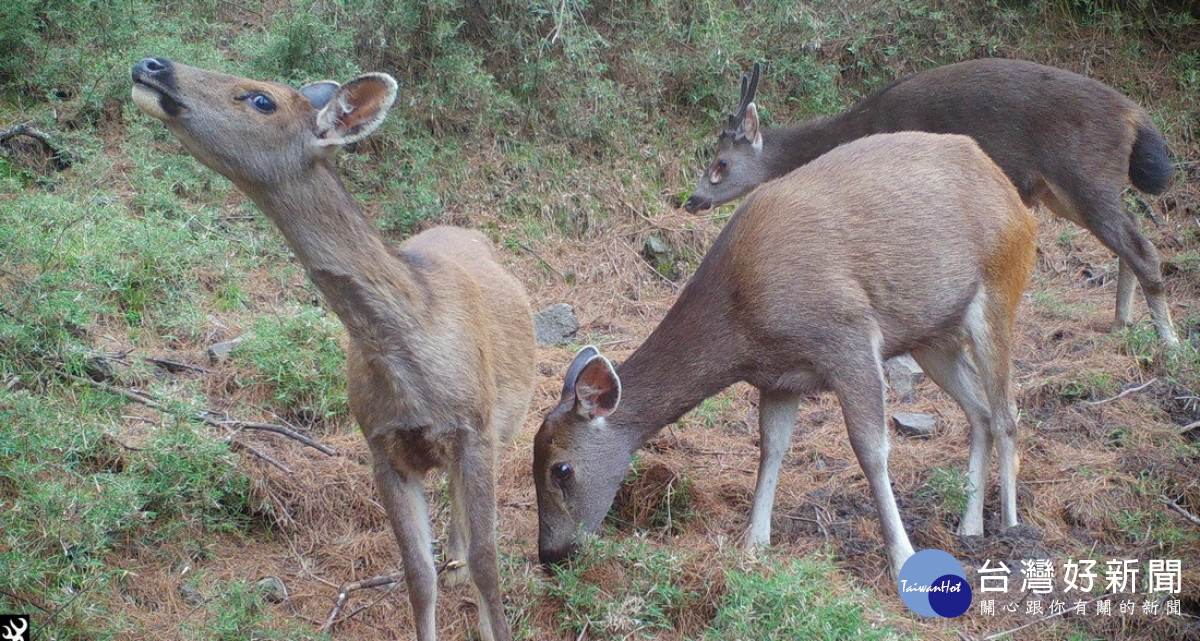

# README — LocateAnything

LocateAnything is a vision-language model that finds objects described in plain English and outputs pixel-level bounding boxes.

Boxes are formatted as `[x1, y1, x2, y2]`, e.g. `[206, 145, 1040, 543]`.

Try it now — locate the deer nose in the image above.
[133, 57, 172, 78]
[683, 195, 710, 213]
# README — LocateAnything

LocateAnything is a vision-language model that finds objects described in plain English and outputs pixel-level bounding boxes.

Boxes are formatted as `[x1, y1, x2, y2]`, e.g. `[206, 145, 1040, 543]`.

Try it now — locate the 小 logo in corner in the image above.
[897, 549, 972, 617]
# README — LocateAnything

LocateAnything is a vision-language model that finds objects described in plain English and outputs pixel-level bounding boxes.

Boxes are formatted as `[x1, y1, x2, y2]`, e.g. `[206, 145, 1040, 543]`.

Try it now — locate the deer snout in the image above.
[683, 194, 712, 213]
[131, 57, 185, 119]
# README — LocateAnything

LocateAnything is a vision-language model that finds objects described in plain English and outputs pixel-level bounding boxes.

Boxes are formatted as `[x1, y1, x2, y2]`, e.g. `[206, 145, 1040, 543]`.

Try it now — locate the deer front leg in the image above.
[454, 432, 511, 641]
[374, 460, 438, 641]
[444, 475, 470, 587]
[744, 389, 800, 551]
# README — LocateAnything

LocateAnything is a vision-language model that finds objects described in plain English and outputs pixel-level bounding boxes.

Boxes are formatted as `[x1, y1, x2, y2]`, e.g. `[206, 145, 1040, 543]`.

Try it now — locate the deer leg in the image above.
[830, 331, 915, 579]
[744, 389, 801, 551]
[455, 432, 511, 641]
[373, 460, 438, 641]
[444, 475, 470, 587]
[1114, 258, 1138, 332]
[965, 291, 1021, 529]
[1084, 194, 1178, 347]
[911, 344, 993, 536]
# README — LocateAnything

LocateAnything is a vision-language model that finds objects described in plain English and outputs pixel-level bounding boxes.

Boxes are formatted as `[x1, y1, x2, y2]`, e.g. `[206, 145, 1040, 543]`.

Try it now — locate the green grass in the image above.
[0, 385, 259, 638]
[230, 308, 349, 429]
[708, 555, 904, 640]
[921, 467, 971, 519]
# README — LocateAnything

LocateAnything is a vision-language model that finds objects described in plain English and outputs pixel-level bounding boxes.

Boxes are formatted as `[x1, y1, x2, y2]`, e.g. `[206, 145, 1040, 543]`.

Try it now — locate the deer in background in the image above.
[685, 59, 1178, 348]
[132, 58, 535, 641]
[536, 132, 1037, 580]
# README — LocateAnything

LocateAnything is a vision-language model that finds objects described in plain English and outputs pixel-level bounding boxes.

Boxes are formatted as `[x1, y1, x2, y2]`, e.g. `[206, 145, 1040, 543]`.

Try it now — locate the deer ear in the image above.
[314, 73, 398, 147]
[561, 345, 601, 400]
[572, 355, 620, 420]
[739, 102, 763, 151]
[301, 81, 340, 109]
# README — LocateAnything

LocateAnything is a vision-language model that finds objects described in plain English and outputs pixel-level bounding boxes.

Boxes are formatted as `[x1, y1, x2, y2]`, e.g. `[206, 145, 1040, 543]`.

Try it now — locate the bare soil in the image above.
[105, 176, 1200, 639]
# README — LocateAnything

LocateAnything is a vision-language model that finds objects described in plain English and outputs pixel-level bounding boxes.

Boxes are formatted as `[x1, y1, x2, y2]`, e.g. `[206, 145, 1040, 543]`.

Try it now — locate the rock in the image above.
[256, 576, 288, 604]
[884, 354, 924, 396]
[207, 336, 244, 363]
[892, 412, 936, 438]
[534, 303, 579, 346]
[179, 583, 204, 606]
[642, 232, 679, 280]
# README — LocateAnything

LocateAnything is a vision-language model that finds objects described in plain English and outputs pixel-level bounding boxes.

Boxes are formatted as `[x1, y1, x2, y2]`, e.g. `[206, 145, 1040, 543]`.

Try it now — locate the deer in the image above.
[131, 58, 536, 641]
[684, 59, 1178, 348]
[535, 131, 1038, 580]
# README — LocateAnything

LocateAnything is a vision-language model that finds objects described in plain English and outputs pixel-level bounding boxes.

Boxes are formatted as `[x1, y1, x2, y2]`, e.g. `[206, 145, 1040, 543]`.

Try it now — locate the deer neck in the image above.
[764, 112, 869, 178]
[239, 161, 425, 340]
[610, 270, 745, 446]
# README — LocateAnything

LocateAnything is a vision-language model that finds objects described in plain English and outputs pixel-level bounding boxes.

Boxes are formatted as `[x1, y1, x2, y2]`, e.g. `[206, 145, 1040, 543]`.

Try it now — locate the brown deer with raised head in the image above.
[684, 59, 1178, 347]
[132, 58, 535, 641]
[535, 132, 1038, 579]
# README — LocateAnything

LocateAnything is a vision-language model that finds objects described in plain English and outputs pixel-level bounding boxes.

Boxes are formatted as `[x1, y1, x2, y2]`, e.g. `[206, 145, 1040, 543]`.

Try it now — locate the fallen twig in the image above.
[1081, 377, 1157, 406]
[145, 356, 212, 374]
[61, 372, 331, 470]
[322, 572, 405, 633]
[1176, 420, 1200, 435]
[0, 123, 72, 170]
[1161, 497, 1200, 528]
[222, 420, 339, 456]
[518, 241, 566, 281]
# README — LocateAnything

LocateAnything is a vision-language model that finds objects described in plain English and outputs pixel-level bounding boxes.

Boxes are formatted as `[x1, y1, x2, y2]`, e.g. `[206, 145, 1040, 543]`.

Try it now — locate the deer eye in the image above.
[717, 159, 728, 170]
[551, 462, 574, 484]
[240, 92, 277, 114]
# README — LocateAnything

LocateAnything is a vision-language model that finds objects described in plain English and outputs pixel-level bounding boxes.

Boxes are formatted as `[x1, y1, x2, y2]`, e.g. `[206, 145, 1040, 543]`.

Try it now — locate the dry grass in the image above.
[95, 185, 1200, 639]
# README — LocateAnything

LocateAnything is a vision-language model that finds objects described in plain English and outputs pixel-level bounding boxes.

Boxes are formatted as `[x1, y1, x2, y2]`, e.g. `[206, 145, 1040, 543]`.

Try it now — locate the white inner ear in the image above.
[744, 102, 763, 152]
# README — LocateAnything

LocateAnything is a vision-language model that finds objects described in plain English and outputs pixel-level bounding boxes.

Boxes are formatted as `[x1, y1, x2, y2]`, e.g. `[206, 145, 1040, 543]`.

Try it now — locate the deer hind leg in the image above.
[373, 460, 438, 641]
[744, 389, 801, 551]
[963, 290, 1021, 530]
[910, 343, 992, 536]
[829, 327, 915, 579]
[1048, 180, 1178, 346]
[453, 431, 511, 641]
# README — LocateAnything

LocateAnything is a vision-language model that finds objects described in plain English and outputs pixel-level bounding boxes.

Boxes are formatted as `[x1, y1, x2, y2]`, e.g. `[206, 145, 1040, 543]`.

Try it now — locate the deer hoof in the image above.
[442, 559, 470, 587]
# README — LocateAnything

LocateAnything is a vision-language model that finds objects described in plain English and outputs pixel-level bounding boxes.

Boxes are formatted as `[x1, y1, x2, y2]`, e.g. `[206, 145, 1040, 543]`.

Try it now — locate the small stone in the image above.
[884, 354, 925, 396]
[892, 412, 936, 438]
[534, 303, 579, 346]
[179, 583, 204, 606]
[256, 576, 288, 604]
[207, 336, 244, 363]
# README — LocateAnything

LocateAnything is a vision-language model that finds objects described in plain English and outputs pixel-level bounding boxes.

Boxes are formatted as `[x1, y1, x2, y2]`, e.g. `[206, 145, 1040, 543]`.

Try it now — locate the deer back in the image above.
[536, 131, 1037, 564]
[686, 58, 1169, 212]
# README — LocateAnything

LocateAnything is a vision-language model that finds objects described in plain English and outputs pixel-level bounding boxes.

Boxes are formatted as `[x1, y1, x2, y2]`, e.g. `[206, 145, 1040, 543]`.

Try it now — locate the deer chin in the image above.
[131, 81, 185, 120]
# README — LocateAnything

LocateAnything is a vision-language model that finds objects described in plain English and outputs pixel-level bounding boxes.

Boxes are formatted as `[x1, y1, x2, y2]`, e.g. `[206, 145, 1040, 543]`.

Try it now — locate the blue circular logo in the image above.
[897, 549, 972, 618]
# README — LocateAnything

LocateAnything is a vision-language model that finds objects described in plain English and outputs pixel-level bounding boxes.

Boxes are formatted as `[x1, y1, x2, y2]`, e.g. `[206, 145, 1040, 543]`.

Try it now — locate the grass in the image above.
[1, 0, 1198, 638]
[708, 555, 904, 640]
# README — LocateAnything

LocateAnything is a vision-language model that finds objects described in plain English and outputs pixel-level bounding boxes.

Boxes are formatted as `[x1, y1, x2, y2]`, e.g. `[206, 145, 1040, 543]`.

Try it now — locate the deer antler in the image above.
[726, 62, 762, 132]
[1, 618, 27, 641]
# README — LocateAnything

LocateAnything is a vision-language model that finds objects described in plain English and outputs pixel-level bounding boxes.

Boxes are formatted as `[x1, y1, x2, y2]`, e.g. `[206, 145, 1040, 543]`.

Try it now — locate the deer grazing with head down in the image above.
[685, 59, 1178, 347]
[535, 131, 1038, 579]
[132, 58, 535, 641]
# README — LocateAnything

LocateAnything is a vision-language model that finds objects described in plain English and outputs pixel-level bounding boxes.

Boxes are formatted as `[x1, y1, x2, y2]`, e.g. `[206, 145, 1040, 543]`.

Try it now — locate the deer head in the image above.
[131, 58, 397, 191]
[532, 346, 638, 565]
[684, 62, 769, 213]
